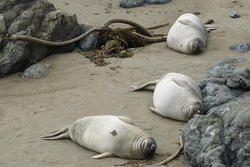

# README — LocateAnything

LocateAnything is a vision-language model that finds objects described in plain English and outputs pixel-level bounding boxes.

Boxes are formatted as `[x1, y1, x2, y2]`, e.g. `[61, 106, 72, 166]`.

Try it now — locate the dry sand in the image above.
[1, 0, 250, 166]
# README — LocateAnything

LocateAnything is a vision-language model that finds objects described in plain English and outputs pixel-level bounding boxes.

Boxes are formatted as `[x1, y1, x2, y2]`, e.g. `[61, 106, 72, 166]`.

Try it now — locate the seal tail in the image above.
[41, 126, 69, 140]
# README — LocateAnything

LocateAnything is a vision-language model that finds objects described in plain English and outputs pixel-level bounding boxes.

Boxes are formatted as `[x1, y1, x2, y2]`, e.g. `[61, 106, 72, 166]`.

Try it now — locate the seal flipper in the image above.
[118, 116, 134, 125]
[178, 18, 193, 26]
[91, 152, 114, 159]
[150, 107, 164, 118]
[130, 80, 159, 91]
[171, 78, 199, 97]
[41, 126, 69, 140]
[205, 25, 216, 32]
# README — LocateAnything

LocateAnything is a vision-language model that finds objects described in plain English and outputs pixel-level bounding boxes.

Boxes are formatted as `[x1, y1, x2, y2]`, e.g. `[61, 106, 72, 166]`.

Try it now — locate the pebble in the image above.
[230, 11, 240, 18]
[193, 11, 200, 15]
[21, 63, 50, 78]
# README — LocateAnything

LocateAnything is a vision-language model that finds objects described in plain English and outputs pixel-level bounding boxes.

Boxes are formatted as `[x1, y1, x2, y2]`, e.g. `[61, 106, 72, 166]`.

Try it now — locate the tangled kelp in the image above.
[10, 19, 168, 66]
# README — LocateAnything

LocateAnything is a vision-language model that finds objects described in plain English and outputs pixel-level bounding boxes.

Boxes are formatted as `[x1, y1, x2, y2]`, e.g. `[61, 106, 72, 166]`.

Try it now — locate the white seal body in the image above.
[167, 13, 208, 54]
[153, 73, 203, 121]
[42, 115, 157, 159]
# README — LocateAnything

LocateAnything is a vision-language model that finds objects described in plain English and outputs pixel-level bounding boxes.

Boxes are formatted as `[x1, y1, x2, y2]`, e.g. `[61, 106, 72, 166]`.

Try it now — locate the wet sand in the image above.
[0, 0, 250, 167]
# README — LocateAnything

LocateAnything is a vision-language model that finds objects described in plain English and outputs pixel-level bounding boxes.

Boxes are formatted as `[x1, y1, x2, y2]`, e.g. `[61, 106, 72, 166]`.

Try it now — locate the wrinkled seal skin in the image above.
[131, 73, 204, 121]
[42, 115, 157, 159]
[167, 13, 207, 55]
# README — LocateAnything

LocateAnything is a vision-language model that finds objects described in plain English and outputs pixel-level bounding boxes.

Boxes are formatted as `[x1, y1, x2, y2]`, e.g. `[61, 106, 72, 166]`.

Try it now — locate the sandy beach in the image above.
[0, 0, 250, 166]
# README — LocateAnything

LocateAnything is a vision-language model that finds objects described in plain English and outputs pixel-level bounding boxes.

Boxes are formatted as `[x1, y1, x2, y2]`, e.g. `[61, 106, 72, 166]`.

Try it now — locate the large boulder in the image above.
[199, 58, 250, 112]
[183, 58, 250, 167]
[183, 96, 250, 167]
[0, 0, 81, 76]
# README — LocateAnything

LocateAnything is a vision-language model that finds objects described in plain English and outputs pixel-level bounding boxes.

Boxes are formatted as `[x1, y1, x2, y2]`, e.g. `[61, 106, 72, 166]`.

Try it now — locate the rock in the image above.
[0, 0, 81, 76]
[78, 24, 98, 51]
[145, 0, 173, 4]
[199, 58, 250, 112]
[0, 14, 5, 33]
[230, 42, 250, 53]
[119, 0, 172, 8]
[193, 11, 201, 15]
[21, 63, 50, 78]
[230, 11, 240, 18]
[120, 0, 145, 8]
[183, 58, 250, 166]
[183, 96, 250, 167]
[142, 165, 165, 167]
[143, 126, 153, 131]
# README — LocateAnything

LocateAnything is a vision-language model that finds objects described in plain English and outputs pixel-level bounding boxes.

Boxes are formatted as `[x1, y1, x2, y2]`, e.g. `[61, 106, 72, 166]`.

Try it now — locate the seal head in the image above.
[189, 102, 205, 119]
[188, 38, 205, 54]
[141, 137, 157, 159]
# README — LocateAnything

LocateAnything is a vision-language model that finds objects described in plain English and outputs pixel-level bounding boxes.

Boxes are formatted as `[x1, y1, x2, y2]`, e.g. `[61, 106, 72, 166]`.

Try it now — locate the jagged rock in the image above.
[199, 58, 250, 112]
[183, 96, 250, 167]
[230, 42, 250, 53]
[21, 63, 50, 78]
[78, 24, 98, 51]
[183, 58, 250, 167]
[0, 0, 81, 76]
[119, 0, 172, 8]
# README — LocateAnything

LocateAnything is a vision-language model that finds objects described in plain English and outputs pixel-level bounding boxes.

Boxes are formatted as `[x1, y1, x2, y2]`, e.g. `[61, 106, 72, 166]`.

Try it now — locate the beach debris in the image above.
[10, 19, 168, 66]
[21, 63, 50, 78]
[120, 0, 173, 8]
[230, 42, 250, 53]
[183, 58, 250, 167]
[230, 11, 240, 18]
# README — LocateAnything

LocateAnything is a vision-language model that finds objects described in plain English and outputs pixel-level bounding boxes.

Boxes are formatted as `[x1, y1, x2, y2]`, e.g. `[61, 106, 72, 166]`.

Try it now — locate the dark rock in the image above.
[145, 0, 173, 4]
[193, 11, 201, 15]
[21, 63, 50, 78]
[78, 24, 98, 51]
[119, 0, 172, 8]
[183, 96, 250, 167]
[230, 11, 240, 18]
[184, 58, 250, 167]
[199, 58, 250, 112]
[120, 0, 145, 8]
[0, 0, 81, 76]
[230, 42, 250, 53]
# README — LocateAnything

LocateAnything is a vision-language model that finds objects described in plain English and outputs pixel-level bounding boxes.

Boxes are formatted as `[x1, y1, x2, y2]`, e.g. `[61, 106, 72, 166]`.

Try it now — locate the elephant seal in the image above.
[130, 73, 204, 121]
[167, 13, 214, 55]
[42, 115, 157, 159]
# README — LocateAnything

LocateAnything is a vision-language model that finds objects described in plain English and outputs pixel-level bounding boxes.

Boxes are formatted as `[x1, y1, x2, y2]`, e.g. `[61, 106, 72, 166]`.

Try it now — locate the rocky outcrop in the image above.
[120, 0, 172, 8]
[199, 58, 250, 112]
[0, 0, 81, 76]
[183, 96, 250, 167]
[183, 58, 250, 167]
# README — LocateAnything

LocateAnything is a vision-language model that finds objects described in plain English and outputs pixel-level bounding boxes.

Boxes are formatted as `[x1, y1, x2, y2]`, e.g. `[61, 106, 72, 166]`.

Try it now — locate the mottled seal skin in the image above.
[42, 115, 157, 159]
[167, 13, 208, 55]
[131, 73, 204, 121]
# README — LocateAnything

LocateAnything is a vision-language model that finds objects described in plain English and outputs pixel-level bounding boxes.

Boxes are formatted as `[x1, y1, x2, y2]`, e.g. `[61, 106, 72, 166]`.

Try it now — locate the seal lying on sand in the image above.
[131, 73, 204, 121]
[167, 13, 215, 55]
[42, 115, 157, 159]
